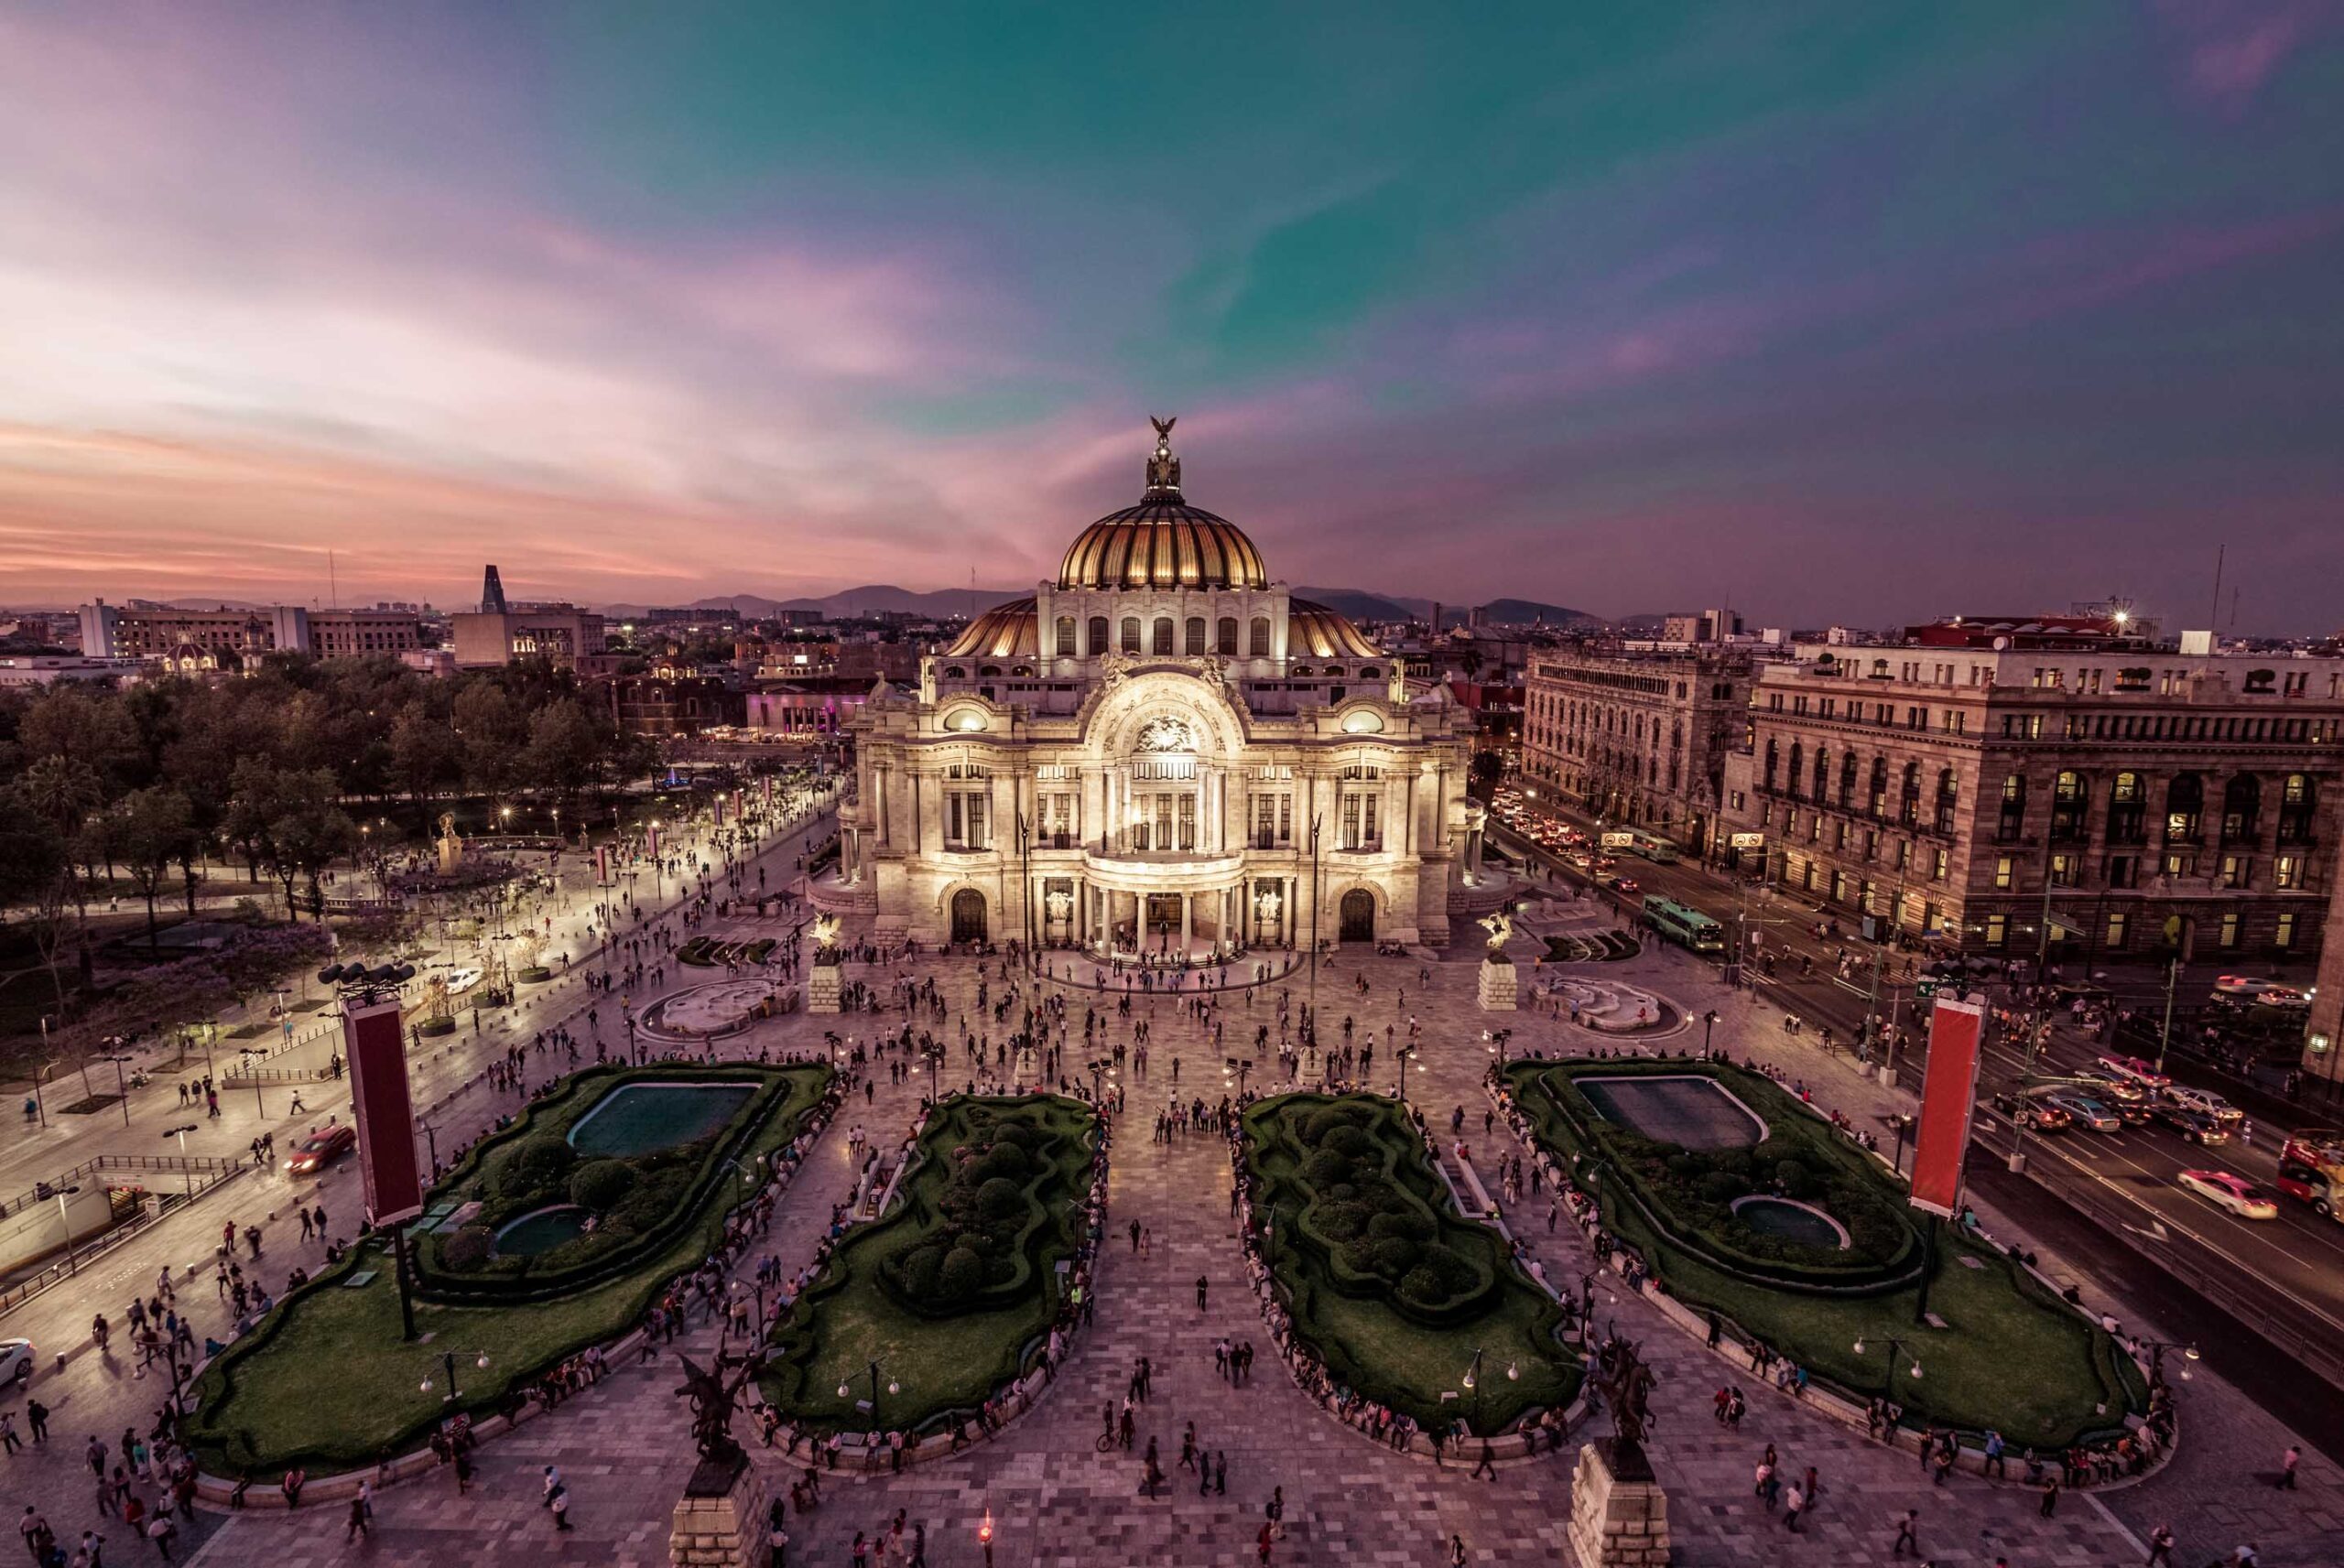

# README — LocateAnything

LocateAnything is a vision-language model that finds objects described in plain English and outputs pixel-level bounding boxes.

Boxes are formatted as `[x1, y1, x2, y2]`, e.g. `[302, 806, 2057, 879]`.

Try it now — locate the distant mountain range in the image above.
[602, 584, 1609, 628]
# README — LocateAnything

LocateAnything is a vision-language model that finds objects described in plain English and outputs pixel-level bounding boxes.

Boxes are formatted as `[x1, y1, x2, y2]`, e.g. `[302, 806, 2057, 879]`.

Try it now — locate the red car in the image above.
[285, 1125, 356, 1174]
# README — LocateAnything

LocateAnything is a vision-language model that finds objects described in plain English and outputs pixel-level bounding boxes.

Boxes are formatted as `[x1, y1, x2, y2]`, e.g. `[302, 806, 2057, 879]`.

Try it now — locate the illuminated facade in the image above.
[833, 421, 1478, 952]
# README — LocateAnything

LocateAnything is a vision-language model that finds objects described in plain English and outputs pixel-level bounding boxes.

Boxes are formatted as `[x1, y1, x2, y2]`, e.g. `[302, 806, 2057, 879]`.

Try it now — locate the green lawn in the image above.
[1243, 1093, 1577, 1433]
[185, 1065, 830, 1476]
[1505, 1061, 2145, 1446]
[763, 1095, 1095, 1434]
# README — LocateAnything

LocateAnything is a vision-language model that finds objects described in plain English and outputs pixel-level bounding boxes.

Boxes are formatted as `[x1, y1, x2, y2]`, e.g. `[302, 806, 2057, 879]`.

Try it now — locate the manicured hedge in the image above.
[1512, 1060, 1921, 1292]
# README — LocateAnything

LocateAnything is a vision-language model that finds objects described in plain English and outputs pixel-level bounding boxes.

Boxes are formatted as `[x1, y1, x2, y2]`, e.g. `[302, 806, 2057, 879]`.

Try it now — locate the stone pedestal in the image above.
[1478, 955, 1518, 1011]
[1566, 1440, 1670, 1568]
[669, 1451, 771, 1568]
[808, 960, 841, 1014]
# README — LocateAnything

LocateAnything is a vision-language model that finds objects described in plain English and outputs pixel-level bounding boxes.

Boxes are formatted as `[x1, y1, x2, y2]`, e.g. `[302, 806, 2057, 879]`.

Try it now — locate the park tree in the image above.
[0, 790, 74, 1013]
[113, 786, 198, 946]
[527, 699, 604, 812]
[264, 768, 357, 920]
[389, 704, 461, 818]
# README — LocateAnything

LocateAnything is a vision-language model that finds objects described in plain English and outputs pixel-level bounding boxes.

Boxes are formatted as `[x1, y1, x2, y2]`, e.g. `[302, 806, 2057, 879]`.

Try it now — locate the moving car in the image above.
[2276, 1158, 2344, 1218]
[2094, 1054, 2172, 1091]
[2165, 1086, 2243, 1125]
[2177, 1169, 2278, 1220]
[1991, 1093, 2073, 1133]
[2150, 1104, 2229, 1145]
[2072, 1067, 2146, 1104]
[285, 1125, 357, 1174]
[1604, 875, 1640, 895]
[0, 1339, 32, 1386]
[2211, 975, 2309, 1010]
[2043, 1092, 2122, 1133]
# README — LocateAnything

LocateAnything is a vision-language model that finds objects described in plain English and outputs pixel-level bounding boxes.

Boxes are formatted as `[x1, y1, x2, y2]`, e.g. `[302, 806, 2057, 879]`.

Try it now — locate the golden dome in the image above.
[1056, 418, 1270, 591]
[940, 597, 1038, 660]
[1287, 600, 1382, 659]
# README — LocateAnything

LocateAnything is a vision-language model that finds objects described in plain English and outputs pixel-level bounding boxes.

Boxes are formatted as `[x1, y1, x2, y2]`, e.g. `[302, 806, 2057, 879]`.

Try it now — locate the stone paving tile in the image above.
[177, 936, 2312, 1565]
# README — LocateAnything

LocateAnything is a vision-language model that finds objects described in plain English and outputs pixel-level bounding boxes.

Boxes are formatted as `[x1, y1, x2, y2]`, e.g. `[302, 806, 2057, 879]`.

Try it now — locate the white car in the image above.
[2165, 1086, 2243, 1125]
[2178, 1169, 2278, 1220]
[0, 1339, 31, 1387]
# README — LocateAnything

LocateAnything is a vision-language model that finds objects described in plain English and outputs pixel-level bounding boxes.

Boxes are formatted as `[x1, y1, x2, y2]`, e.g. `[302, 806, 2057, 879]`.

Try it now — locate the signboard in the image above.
[1601, 831, 1633, 849]
[341, 997, 423, 1227]
[1909, 998, 1985, 1218]
[1731, 832, 1766, 849]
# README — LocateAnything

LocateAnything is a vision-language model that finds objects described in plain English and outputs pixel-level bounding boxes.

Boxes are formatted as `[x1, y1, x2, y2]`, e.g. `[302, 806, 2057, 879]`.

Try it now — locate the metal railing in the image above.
[0, 1160, 248, 1318]
[0, 1153, 243, 1223]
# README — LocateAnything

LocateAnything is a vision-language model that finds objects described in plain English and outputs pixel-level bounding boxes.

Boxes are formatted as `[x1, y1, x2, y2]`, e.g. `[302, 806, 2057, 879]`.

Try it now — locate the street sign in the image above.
[1601, 831, 1633, 849]
[1730, 832, 1766, 849]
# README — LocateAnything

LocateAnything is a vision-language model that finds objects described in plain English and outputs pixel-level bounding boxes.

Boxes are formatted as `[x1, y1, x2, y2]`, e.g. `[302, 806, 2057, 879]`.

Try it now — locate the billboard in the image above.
[341, 997, 424, 1227]
[1909, 997, 1985, 1218]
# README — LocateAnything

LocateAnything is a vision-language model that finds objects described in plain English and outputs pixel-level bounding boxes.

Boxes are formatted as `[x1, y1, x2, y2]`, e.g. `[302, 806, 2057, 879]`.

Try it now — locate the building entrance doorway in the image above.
[950, 888, 987, 944]
[1145, 893, 1183, 934]
[1339, 889, 1374, 943]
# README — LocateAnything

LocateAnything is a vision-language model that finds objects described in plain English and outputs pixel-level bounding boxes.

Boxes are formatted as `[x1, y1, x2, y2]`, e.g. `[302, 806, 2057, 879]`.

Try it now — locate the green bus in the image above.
[1643, 896, 1724, 954]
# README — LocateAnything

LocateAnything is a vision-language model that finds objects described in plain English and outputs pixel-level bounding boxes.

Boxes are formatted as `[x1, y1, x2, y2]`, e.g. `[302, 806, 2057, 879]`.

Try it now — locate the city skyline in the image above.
[4, 5, 2342, 629]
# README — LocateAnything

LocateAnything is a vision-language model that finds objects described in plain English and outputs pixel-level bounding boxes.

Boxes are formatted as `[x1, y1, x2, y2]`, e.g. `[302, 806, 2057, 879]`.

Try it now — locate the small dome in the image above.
[1056, 418, 1270, 591]
[1287, 600, 1381, 659]
[941, 597, 1037, 659]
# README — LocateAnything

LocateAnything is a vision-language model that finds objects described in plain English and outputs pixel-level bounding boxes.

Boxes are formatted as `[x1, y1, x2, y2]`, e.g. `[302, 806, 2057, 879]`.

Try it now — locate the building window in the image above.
[2165, 773, 2203, 843]
[1217, 617, 1238, 655]
[1787, 741, 1804, 799]
[1054, 617, 1077, 657]
[2218, 910, 2241, 949]
[1152, 618, 1174, 655]
[2219, 854, 2251, 889]
[1934, 768, 1959, 833]
[1185, 617, 1207, 655]
[1984, 913, 2008, 947]
[1899, 762, 1921, 826]
[2279, 773, 2317, 844]
[2277, 911, 2298, 949]
[2277, 854, 2301, 890]
[2050, 852, 2078, 887]
[1870, 756, 1889, 816]
[945, 789, 990, 850]
[2162, 851, 2194, 880]
[1930, 847, 1948, 881]
[1339, 788, 1381, 851]
[1087, 615, 1109, 655]
[1250, 617, 1272, 657]
[2050, 770, 2087, 841]
[1994, 854, 2014, 890]
[2220, 774, 2261, 845]
[1120, 617, 1142, 654]
[2105, 854, 2136, 889]
[1998, 773, 2027, 842]
[2104, 912, 2127, 949]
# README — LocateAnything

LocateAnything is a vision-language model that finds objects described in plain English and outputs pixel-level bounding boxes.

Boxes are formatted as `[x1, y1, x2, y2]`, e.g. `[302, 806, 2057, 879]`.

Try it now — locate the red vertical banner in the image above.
[1910, 998, 1985, 1217]
[762, 775, 774, 805]
[596, 843, 609, 884]
[342, 997, 423, 1227]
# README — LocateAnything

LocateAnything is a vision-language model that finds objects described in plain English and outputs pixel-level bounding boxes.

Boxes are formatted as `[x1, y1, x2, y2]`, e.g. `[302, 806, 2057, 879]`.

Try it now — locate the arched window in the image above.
[1249, 617, 1271, 657]
[1934, 767, 1959, 833]
[2281, 773, 2317, 842]
[1087, 616, 1109, 656]
[1763, 738, 1780, 791]
[1899, 762, 1921, 825]
[2050, 769, 2086, 840]
[1361, 666, 1381, 679]
[2165, 773, 2203, 843]
[942, 665, 966, 679]
[1054, 616, 1076, 657]
[1786, 742, 1804, 799]
[1120, 617, 1142, 654]
[1869, 756, 1889, 816]
[1812, 747, 1829, 801]
[2221, 773, 2261, 844]
[1184, 617, 1206, 655]
[1152, 618, 1174, 655]
[1217, 617, 1238, 655]
[2108, 771, 2144, 844]
[1839, 752, 1857, 806]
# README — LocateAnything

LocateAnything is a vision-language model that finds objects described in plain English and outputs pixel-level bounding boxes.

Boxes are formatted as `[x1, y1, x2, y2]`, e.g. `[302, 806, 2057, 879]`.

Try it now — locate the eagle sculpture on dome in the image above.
[1145, 416, 1181, 495]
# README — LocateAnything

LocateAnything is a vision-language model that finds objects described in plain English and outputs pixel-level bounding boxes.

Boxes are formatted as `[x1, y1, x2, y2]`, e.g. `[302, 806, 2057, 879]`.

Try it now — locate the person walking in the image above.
[1891, 1509, 1919, 1558]
[1782, 1482, 1804, 1532]
[1196, 1275, 1210, 1312]
[2277, 1444, 2301, 1490]
[2144, 1521, 2176, 1566]
[2039, 1469, 2061, 1518]
[1448, 1534, 1467, 1568]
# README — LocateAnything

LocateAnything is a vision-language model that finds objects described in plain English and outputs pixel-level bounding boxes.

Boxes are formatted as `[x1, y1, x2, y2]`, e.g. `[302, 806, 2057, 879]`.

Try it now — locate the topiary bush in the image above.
[440, 1226, 493, 1271]
[570, 1158, 638, 1212]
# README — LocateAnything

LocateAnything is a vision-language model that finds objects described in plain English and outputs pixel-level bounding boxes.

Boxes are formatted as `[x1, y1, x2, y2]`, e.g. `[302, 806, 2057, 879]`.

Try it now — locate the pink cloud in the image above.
[2155, 0, 2341, 111]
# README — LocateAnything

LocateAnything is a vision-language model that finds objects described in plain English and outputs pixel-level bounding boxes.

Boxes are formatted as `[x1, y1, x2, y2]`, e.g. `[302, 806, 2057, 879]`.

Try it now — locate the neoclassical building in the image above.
[830, 420, 1481, 954]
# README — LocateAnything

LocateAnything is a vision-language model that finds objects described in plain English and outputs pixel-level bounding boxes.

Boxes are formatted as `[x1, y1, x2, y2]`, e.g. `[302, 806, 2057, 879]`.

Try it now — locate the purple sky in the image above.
[2, 4, 2339, 629]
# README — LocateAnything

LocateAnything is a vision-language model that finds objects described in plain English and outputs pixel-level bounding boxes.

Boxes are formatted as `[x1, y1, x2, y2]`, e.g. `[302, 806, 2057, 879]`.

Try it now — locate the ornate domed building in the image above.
[833, 419, 1480, 955]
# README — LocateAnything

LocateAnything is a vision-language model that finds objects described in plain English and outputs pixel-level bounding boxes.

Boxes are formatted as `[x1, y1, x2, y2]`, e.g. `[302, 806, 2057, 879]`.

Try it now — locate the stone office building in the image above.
[1718, 640, 2344, 960]
[830, 421, 1479, 953]
[1521, 643, 1753, 854]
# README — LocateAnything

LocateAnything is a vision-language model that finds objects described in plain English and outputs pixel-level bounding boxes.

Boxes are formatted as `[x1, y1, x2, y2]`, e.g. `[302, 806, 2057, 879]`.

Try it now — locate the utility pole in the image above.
[2154, 955, 2177, 1076]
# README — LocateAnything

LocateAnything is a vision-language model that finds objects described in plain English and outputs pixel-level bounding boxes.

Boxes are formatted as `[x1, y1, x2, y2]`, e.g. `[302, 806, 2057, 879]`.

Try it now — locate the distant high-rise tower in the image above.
[480, 565, 508, 615]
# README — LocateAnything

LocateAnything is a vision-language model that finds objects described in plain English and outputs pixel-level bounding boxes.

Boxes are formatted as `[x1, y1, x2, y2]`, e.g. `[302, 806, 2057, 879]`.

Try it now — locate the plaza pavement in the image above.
[122, 908, 2334, 1566]
[0, 795, 837, 1559]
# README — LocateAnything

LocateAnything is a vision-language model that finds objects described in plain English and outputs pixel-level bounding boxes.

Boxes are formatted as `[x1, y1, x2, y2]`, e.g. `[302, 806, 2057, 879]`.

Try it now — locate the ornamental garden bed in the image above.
[1503, 1059, 2146, 1446]
[1241, 1093, 1575, 1433]
[763, 1094, 1097, 1436]
[184, 1063, 832, 1476]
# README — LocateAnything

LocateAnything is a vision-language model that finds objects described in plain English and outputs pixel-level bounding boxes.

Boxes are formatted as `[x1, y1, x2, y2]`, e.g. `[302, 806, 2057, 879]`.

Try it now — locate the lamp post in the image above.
[1701, 1010, 1718, 1057]
[1307, 811, 1323, 1018]
[1459, 1346, 1517, 1436]
[237, 1049, 267, 1117]
[421, 1349, 490, 1402]
[2139, 1338, 2199, 1390]
[1224, 1057, 1252, 1097]
[103, 1054, 133, 1128]
[1852, 1335, 1924, 1414]
[1394, 1043, 1416, 1103]
[31, 1059, 56, 1130]
[52, 1184, 82, 1275]
[838, 1360, 898, 1427]
[978, 1506, 995, 1568]
[162, 1124, 199, 1197]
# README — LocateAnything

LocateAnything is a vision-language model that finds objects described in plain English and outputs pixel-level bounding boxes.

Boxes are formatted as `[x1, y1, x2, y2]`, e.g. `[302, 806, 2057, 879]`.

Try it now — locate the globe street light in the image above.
[838, 1360, 899, 1427]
